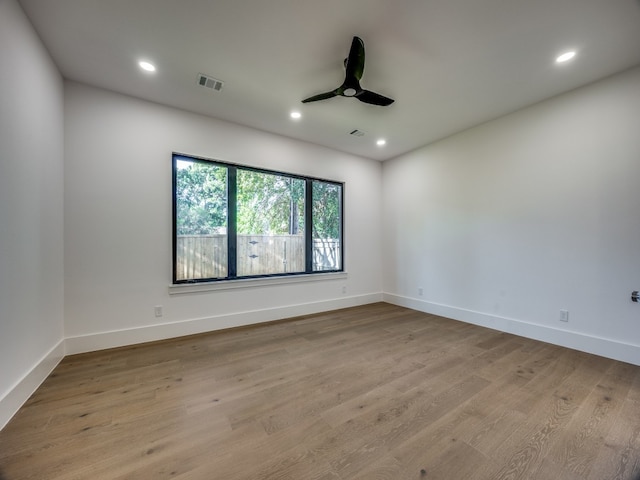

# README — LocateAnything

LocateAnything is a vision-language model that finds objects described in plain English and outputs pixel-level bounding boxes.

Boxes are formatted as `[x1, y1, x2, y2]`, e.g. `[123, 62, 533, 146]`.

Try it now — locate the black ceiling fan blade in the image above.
[302, 90, 339, 103]
[302, 36, 393, 106]
[345, 36, 365, 82]
[356, 90, 394, 106]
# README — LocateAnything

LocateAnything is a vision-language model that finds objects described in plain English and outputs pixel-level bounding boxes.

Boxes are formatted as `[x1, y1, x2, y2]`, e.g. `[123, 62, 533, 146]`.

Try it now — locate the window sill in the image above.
[168, 272, 348, 295]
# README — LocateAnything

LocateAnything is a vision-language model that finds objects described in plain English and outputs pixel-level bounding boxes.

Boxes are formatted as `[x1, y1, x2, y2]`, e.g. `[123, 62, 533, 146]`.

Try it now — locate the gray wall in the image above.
[0, 0, 65, 428]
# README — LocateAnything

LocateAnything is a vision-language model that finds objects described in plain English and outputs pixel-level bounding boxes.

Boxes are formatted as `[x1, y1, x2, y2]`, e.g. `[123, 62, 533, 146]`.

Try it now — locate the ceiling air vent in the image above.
[350, 129, 365, 137]
[197, 73, 224, 92]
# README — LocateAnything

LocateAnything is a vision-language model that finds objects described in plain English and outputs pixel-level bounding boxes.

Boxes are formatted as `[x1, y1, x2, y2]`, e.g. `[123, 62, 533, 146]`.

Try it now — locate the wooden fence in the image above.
[176, 235, 340, 280]
[176, 234, 229, 280]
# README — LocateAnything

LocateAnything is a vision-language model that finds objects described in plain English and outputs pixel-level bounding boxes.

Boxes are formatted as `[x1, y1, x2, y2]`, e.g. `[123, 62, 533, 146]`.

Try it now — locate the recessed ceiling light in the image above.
[376, 139, 387, 147]
[290, 111, 302, 120]
[555, 51, 576, 63]
[139, 61, 156, 72]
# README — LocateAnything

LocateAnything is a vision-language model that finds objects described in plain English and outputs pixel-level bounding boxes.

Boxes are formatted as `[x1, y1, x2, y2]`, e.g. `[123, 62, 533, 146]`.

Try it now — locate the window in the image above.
[173, 153, 343, 283]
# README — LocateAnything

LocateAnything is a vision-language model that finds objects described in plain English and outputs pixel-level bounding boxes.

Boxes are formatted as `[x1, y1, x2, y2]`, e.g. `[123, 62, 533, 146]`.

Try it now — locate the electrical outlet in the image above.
[342, 286, 347, 294]
[418, 287, 424, 296]
[559, 309, 569, 322]
[154, 305, 163, 317]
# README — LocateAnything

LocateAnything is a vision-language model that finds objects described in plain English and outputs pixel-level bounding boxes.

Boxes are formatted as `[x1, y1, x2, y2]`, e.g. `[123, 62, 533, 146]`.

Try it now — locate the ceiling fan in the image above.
[302, 36, 394, 107]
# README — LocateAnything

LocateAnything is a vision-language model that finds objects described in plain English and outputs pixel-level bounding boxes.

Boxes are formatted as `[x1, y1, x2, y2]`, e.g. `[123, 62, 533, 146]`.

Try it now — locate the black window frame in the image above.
[172, 153, 344, 284]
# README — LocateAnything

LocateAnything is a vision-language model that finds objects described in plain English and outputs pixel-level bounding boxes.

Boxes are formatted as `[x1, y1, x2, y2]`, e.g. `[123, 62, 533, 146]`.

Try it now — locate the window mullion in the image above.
[228, 166, 237, 278]
[172, 157, 178, 283]
[305, 179, 313, 273]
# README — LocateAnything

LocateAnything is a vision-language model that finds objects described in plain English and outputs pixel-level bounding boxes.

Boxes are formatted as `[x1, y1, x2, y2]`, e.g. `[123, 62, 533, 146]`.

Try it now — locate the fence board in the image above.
[176, 235, 340, 281]
[237, 235, 305, 276]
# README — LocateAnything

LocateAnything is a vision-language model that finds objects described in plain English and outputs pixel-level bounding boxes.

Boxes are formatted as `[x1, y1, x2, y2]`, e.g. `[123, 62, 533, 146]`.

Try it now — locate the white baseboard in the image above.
[0, 340, 65, 431]
[383, 293, 640, 367]
[65, 293, 383, 355]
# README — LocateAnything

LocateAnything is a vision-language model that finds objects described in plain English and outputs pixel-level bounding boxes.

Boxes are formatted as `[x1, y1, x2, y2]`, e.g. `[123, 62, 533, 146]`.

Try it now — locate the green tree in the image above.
[175, 161, 227, 235]
[237, 171, 304, 235]
[176, 161, 341, 241]
[312, 181, 341, 239]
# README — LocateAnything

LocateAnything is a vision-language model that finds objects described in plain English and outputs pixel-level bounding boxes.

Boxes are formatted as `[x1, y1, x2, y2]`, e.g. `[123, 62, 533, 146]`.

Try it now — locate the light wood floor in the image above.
[1, 303, 639, 480]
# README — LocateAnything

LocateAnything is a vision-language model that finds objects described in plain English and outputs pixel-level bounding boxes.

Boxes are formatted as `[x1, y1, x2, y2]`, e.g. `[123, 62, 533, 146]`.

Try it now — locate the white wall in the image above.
[64, 82, 383, 353]
[383, 66, 640, 365]
[0, 0, 65, 428]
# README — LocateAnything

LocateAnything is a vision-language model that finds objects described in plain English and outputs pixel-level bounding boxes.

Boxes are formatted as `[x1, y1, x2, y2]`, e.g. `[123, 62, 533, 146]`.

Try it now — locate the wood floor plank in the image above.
[586, 367, 640, 480]
[548, 361, 634, 477]
[1, 303, 639, 480]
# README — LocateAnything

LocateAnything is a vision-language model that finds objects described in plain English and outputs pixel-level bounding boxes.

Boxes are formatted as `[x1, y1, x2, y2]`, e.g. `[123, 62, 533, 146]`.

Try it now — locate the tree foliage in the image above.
[237, 170, 304, 235]
[175, 161, 227, 235]
[312, 182, 341, 239]
[175, 160, 341, 239]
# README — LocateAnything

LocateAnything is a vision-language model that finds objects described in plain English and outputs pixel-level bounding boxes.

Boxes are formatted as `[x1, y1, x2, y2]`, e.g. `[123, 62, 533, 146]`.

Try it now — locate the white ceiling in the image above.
[19, 0, 640, 161]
